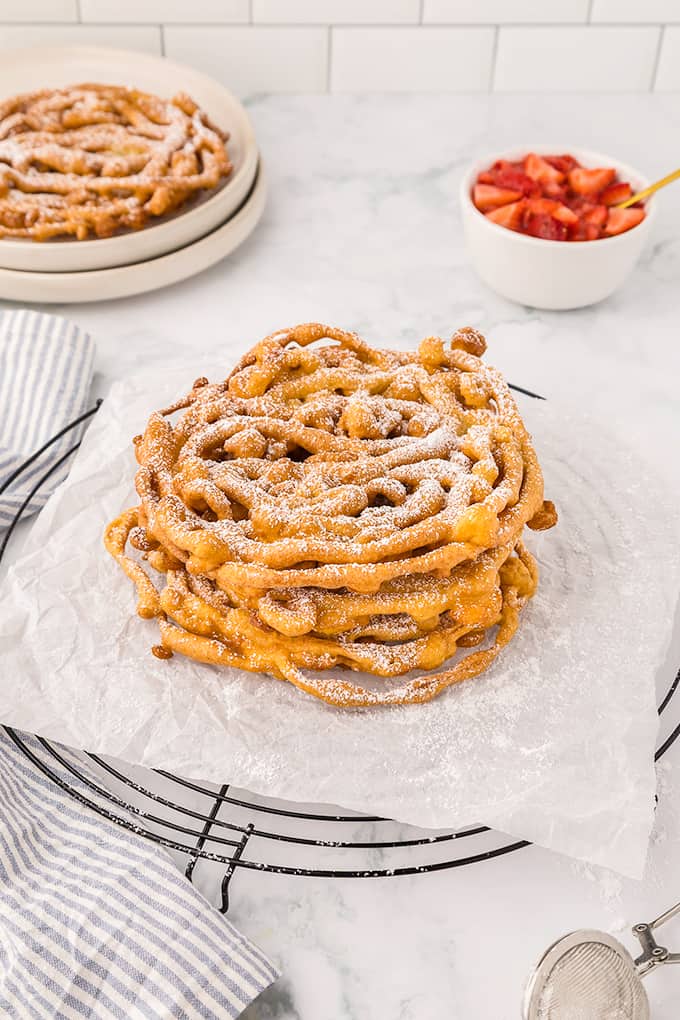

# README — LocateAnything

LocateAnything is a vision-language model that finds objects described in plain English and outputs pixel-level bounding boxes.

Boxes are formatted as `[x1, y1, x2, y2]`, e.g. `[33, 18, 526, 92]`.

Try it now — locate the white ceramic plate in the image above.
[0, 162, 266, 303]
[0, 46, 259, 273]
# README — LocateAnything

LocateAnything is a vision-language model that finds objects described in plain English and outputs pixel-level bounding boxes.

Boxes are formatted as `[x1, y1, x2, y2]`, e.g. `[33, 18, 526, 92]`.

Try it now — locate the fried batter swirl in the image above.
[0, 84, 231, 241]
[105, 323, 557, 707]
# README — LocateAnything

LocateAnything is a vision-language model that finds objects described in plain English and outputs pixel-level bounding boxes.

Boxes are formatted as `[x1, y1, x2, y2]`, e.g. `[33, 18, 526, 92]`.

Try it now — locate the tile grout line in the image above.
[0, 19, 258, 27]
[5, 21, 671, 30]
[326, 26, 333, 93]
[488, 24, 499, 92]
[419, 0, 424, 24]
[74, 0, 81, 22]
[650, 24, 665, 91]
[159, 23, 165, 57]
[587, 0, 594, 22]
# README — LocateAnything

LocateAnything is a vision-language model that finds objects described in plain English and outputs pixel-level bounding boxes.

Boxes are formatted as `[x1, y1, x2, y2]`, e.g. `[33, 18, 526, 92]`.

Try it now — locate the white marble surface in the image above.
[2, 93, 680, 1019]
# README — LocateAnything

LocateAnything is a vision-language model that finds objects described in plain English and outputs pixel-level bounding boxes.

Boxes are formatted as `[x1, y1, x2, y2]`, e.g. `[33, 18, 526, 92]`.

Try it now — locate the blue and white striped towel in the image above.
[0, 309, 95, 532]
[0, 729, 279, 1019]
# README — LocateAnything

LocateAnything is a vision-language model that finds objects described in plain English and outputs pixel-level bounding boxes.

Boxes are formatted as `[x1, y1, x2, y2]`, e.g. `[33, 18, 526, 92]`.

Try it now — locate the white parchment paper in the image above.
[1, 363, 678, 877]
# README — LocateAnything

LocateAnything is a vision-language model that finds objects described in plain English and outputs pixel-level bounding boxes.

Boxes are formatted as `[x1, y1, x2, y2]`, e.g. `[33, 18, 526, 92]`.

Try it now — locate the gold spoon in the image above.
[617, 167, 680, 208]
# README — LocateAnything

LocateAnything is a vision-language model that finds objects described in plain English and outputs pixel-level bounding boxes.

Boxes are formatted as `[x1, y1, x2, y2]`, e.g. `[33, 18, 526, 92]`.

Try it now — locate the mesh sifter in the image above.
[523, 902, 680, 1019]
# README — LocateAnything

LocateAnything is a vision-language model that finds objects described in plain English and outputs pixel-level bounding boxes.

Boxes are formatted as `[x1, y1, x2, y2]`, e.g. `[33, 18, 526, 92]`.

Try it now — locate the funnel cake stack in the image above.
[105, 323, 557, 707]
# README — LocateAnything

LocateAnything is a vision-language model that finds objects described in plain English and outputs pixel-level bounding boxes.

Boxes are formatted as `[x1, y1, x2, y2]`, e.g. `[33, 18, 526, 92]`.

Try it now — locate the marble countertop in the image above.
[3, 93, 680, 1020]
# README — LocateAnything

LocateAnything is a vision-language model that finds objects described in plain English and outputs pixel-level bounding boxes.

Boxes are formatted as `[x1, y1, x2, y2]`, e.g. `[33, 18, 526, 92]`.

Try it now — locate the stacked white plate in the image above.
[0, 47, 266, 302]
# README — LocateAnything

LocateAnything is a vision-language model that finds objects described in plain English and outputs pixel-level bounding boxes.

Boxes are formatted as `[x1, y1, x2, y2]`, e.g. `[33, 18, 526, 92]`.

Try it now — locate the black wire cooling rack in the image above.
[2, 393, 679, 913]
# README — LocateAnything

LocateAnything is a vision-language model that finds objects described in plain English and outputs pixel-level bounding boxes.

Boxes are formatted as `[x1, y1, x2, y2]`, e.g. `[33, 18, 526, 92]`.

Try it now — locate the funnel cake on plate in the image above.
[0, 84, 231, 241]
[105, 323, 557, 707]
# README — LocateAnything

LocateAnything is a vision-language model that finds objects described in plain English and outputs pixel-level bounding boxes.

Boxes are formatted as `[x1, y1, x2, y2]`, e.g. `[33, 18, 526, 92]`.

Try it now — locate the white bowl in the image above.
[0, 46, 259, 273]
[459, 145, 656, 310]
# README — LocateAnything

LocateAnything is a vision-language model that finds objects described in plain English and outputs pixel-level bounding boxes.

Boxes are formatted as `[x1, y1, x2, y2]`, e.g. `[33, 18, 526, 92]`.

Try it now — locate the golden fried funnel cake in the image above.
[105, 323, 557, 707]
[0, 84, 231, 241]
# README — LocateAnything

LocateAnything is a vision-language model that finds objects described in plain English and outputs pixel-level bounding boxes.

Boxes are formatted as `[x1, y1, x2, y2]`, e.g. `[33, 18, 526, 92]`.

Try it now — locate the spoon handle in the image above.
[618, 167, 680, 208]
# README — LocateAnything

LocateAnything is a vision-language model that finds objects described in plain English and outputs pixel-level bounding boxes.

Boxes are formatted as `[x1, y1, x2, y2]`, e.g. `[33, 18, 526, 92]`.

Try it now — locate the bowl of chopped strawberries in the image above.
[460, 147, 654, 309]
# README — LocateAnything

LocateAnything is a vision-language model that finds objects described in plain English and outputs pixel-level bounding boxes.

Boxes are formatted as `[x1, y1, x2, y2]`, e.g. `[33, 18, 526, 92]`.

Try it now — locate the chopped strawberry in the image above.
[563, 193, 586, 211]
[485, 200, 526, 231]
[580, 203, 608, 227]
[600, 181, 632, 206]
[568, 166, 616, 196]
[552, 204, 578, 226]
[488, 160, 540, 196]
[544, 154, 578, 174]
[604, 207, 645, 236]
[525, 197, 578, 225]
[524, 153, 565, 185]
[473, 183, 522, 212]
[473, 153, 640, 242]
[571, 222, 601, 242]
[524, 197, 556, 215]
[524, 213, 568, 241]
[543, 181, 568, 202]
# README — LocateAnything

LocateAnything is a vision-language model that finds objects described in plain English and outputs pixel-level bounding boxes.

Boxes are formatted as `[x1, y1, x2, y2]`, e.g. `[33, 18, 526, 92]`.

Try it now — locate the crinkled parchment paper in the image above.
[1, 363, 678, 877]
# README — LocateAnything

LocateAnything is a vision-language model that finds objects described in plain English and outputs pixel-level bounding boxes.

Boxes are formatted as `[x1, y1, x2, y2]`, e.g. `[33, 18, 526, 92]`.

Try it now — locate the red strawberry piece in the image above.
[600, 181, 633, 206]
[478, 171, 495, 184]
[525, 197, 558, 215]
[604, 207, 645, 236]
[490, 159, 524, 174]
[544, 154, 579, 174]
[564, 193, 587, 211]
[524, 212, 568, 241]
[524, 152, 565, 185]
[485, 199, 526, 231]
[571, 222, 601, 242]
[568, 166, 616, 196]
[473, 183, 523, 212]
[525, 197, 578, 225]
[543, 181, 568, 202]
[485, 160, 511, 179]
[552, 204, 578, 226]
[488, 160, 540, 196]
[580, 203, 608, 227]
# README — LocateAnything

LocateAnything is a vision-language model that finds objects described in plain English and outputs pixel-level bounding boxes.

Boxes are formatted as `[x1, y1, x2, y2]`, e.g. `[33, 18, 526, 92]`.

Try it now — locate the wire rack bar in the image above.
[185, 784, 231, 883]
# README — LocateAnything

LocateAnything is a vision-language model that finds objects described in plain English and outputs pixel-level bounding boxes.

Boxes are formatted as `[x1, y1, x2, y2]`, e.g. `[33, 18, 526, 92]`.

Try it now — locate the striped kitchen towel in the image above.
[0, 728, 279, 1019]
[0, 309, 95, 532]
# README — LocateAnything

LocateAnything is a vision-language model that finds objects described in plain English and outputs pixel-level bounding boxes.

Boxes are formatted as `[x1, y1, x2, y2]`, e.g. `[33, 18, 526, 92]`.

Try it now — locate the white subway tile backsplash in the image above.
[0, 0, 77, 20]
[0, 24, 161, 53]
[423, 0, 589, 24]
[331, 27, 494, 92]
[494, 26, 659, 91]
[164, 26, 327, 96]
[655, 27, 680, 89]
[80, 0, 249, 22]
[0, 8, 676, 95]
[253, 0, 420, 24]
[592, 0, 680, 22]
